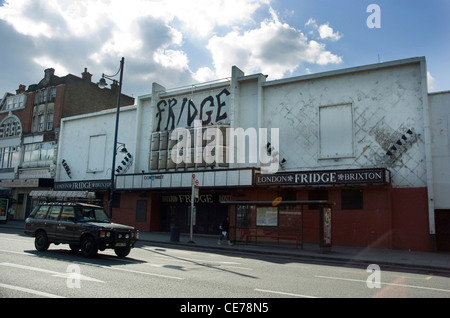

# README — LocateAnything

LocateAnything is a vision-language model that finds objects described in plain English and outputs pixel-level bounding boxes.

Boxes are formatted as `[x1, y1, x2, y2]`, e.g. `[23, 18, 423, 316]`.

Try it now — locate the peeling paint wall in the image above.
[258, 61, 427, 188]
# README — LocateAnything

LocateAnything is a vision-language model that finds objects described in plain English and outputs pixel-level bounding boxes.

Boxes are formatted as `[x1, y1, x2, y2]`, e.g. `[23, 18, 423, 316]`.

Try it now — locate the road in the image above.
[1, 228, 450, 306]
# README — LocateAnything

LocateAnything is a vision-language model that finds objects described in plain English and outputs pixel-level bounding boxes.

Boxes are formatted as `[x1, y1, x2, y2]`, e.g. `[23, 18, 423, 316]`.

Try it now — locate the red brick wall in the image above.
[390, 187, 431, 251]
[110, 192, 153, 232]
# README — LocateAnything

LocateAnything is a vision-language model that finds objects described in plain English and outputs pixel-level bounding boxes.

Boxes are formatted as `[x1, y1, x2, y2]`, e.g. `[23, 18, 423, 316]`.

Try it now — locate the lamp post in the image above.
[98, 57, 125, 219]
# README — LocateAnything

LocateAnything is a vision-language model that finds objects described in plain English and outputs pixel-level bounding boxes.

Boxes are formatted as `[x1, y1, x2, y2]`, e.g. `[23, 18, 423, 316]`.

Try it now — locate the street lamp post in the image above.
[98, 57, 125, 219]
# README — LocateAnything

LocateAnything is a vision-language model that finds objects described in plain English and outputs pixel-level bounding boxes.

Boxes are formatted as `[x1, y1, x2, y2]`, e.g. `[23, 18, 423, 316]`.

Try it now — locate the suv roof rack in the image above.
[29, 190, 102, 205]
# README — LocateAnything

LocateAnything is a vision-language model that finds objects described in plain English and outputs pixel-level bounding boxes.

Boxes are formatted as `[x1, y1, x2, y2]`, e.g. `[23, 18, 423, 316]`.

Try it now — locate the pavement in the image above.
[2, 220, 450, 274]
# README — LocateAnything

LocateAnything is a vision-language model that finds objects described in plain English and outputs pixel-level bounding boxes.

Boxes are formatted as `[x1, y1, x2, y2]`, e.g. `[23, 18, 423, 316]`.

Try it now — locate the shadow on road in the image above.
[24, 248, 146, 267]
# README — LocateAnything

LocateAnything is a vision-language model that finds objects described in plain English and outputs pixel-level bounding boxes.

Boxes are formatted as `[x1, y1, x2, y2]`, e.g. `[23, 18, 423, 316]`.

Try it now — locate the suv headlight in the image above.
[99, 230, 111, 238]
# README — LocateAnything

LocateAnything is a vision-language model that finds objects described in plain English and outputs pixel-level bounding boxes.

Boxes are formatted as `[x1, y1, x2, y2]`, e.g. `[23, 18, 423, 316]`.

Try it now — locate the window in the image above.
[236, 205, 250, 227]
[47, 206, 62, 220]
[35, 89, 48, 105]
[31, 90, 55, 132]
[0, 147, 19, 169]
[23, 142, 56, 163]
[49, 88, 57, 101]
[136, 200, 147, 222]
[34, 206, 50, 219]
[319, 104, 354, 159]
[87, 135, 106, 172]
[256, 207, 278, 226]
[2, 94, 26, 111]
[0, 117, 22, 138]
[308, 190, 328, 210]
[46, 113, 54, 130]
[60, 206, 75, 222]
[341, 189, 364, 210]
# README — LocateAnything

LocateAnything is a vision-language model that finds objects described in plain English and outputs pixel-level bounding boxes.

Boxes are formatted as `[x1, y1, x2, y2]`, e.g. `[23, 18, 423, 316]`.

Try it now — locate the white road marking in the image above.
[315, 275, 450, 293]
[0, 249, 28, 256]
[0, 283, 65, 298]
[0, 248, 184, 281]
[0, 262, 105, 283]
[75, 261, 185, 280]
[254, 288, 318, 298]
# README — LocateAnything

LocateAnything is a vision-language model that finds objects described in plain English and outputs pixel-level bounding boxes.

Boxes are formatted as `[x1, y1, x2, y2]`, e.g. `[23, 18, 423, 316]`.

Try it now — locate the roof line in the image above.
[262, 56, 426, 88]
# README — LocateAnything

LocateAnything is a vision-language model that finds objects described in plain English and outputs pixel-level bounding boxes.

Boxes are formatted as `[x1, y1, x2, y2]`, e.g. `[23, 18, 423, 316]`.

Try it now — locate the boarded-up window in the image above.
[319, 104, 354, 159]
[136, 200, 147, 222]
[87, 135, 106, 172]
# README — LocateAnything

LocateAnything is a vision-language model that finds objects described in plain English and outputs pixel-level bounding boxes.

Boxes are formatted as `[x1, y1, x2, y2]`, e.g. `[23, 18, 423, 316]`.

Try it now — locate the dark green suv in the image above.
[24, 202, 138, 258]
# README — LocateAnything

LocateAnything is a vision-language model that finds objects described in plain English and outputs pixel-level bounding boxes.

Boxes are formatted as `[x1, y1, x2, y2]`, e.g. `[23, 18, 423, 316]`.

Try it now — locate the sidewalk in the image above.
[2, 220, 450, 273]
[139, 231, 450, 273]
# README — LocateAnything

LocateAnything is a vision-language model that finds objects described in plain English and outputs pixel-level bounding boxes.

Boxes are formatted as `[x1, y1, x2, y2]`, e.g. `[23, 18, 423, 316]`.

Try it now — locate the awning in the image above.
[29, 190, 96, 199]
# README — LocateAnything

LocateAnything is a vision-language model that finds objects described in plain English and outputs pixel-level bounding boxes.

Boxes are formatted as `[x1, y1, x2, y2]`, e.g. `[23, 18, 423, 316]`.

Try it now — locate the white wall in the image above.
[429, 91, 450, 209]
[261, 58, 428, 188]
[56, 105, 137, 182]
[57, 58, 431, 191]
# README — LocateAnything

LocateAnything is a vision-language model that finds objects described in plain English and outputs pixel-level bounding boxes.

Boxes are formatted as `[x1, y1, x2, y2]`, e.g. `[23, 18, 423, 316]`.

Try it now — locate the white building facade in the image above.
[55, 57, 448, 251]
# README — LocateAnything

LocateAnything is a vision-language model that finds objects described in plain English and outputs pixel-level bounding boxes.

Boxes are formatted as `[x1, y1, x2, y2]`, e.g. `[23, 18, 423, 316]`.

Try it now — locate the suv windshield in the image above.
[75, 207, 111, 223]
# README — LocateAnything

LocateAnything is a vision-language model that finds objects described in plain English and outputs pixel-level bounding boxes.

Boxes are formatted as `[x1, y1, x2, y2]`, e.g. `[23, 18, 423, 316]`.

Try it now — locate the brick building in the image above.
[0, 67, 134, 220]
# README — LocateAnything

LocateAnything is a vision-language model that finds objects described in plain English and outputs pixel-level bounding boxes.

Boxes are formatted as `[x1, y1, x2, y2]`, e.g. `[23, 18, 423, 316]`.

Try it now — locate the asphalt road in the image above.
[1, 228, 449, 307]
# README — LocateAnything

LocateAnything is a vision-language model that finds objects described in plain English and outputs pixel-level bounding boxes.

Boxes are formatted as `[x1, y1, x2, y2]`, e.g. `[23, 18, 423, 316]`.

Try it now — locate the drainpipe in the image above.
[420, 57, 436, 251]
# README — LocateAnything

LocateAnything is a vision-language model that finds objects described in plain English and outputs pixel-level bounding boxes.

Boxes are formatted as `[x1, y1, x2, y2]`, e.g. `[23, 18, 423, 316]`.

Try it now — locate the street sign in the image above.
[194, 186, 199, 198]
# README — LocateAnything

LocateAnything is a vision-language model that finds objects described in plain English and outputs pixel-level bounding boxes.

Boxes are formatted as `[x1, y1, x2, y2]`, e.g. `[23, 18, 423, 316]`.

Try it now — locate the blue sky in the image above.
[0, 0, 449, 98]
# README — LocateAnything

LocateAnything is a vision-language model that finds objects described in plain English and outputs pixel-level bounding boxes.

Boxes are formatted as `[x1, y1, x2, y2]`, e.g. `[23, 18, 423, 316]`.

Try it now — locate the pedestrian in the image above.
[218, 216, 232, 245]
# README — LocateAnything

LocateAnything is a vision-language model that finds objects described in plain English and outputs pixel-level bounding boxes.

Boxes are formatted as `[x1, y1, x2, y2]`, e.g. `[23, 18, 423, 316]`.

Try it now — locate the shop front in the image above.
[160, 191, 231, 235]
[0, 178, 54, 220]
[221, 168, 395, 249]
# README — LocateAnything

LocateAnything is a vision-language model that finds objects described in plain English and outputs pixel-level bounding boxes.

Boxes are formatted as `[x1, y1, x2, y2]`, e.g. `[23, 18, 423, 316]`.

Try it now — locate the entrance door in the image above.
[161, 204, 228, 235]
[196, 205, 228, 235]
[436, 209, 450, 252]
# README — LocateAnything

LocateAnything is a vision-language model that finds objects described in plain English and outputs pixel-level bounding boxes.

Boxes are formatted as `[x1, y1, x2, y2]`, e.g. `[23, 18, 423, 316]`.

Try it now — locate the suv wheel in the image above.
[80, 236, 98, 258]
[69, 244, 80, 252]
[35, 231, 50, 251]
[114, 247, 131, 258]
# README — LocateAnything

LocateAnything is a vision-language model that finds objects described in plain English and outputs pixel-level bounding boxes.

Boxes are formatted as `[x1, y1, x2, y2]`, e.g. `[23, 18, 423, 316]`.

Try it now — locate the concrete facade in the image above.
[54, 57, 446, 251]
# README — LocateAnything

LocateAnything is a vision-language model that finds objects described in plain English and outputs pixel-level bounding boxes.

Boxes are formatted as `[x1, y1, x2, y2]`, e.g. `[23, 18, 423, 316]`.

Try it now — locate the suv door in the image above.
[56, 206, 82, 244]
[45, 205, 62, 242]
[28, 205, 58, 241]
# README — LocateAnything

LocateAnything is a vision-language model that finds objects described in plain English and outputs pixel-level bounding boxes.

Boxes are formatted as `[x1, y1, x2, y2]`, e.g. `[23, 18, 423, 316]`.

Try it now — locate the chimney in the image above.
[110, 80, 119, 92]
[44, 68, 55, 82]
[81, 68, 92, 82]
[16, 84, 26, 94]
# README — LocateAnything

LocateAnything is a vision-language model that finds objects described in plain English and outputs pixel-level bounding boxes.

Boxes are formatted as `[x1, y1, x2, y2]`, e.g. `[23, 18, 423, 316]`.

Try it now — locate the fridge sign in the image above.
[256, 168, 389, 186]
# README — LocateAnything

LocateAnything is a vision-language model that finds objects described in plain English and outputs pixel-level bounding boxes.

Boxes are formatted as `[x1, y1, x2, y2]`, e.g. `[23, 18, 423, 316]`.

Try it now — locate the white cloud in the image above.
[305, 18, 342, 42]
[0, 0, 344, 96]
[427, 71, 437, 91]
[33, 56, 69, 75]
[153, 49, 189, 70]
[193, 67, 217, 82]
[318, 23, 342, 41]
[0, 0, 59, 38]
[207, 12, 343, 79]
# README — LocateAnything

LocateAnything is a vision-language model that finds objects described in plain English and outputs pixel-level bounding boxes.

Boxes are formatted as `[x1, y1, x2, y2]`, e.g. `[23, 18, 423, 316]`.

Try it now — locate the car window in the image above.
[34, 205, 50, 219]
[60, 206, 75, 222]
[47, 206, 62, 220]
[76, 207, 110, 223]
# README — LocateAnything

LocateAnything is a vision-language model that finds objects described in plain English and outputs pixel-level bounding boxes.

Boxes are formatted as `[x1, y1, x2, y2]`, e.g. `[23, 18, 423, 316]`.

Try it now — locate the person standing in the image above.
[218, 216, 232, 245]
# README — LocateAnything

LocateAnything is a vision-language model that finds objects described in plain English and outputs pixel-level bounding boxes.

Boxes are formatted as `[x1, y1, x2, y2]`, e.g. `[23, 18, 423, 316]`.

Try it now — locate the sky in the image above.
[0, 0, 449, 99]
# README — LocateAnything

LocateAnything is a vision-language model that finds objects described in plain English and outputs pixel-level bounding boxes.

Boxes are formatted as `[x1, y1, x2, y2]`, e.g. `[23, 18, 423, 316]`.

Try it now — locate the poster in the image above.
[256, 207, 278, 226]
[323, 207, 332, 246]
[0, 199, 9, 221]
